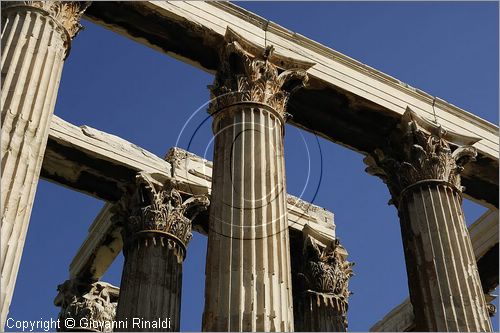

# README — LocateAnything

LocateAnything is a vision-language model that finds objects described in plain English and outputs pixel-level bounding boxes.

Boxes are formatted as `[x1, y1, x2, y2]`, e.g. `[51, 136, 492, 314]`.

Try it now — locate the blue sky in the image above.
[7, 2, 498, 332]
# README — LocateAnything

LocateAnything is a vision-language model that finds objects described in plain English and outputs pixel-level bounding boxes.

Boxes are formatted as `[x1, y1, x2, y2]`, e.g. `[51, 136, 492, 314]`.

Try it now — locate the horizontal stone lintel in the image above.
[82, 1, 498, 208]
[70, 193, 336, 281]
[42, 116, 335, 280]
[43, 116, 497, 287]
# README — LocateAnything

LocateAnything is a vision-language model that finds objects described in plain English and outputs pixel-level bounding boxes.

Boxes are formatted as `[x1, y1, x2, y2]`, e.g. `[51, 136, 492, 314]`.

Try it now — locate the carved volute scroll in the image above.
[55, 279, 118, 332]
[299, 236, 354, 315]
[112, 172, 209, 262]
[364, 107, 479, 206]
[2, 1, 90, 41]
[208, 28, 313, 122]
[487, 303, 497, 317]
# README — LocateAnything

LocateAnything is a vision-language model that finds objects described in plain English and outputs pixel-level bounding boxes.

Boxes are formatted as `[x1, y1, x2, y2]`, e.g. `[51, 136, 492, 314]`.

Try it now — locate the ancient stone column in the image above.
[55, 279, 119, 332]
[292, 235, 354, 332]
[364, 107, 492, 331]
[1, 1, 89, 327]
[202, 29, 312, 331]
[113, 173, 208, 332]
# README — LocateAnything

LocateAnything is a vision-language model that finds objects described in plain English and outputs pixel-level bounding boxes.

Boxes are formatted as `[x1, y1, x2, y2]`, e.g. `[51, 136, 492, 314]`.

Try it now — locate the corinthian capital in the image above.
[364, 107, 479, 204]
[299, 235, 354, 313]
[54, 279, 118, 332]
[2, 1, 90, 39]
[208, 28, 314, 117]
[113, 172, 209, 260]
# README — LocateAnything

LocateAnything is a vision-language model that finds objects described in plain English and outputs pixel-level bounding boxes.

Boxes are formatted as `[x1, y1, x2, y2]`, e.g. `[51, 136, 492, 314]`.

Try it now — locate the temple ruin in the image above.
[1, 1, 498, 332]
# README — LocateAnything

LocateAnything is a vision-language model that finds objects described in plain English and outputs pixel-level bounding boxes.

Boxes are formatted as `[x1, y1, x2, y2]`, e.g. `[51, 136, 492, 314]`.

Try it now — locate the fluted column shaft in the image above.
[114, 173, 208, 332]
[365, 107, 492, 331]
[398, 182, 491, 331]
[291, 234, 353, 332]
[115, 234, 183, 332]
[204, 105, 292, 331]
[202, 29, 311, 332]
[1, 2, 87, 328]
[295, 291, 347, 331]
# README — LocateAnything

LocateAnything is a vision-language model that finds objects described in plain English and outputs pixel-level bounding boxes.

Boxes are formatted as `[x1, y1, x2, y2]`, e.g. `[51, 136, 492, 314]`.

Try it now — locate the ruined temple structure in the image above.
[1, 1, 498, 332]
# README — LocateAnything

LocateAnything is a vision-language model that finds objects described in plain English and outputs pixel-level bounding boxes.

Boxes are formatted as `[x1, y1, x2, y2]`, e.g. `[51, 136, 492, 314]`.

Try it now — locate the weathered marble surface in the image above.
[1, 1, 87, 327]
[292, 229, 353, 332]
[202, 30, 311, 331]
[114, 173, 209, 331]
[371, 209, 499, 332]
[54, 279, 119, 332]
[83, 1, 498, 208]
[365, 108, 492, 331]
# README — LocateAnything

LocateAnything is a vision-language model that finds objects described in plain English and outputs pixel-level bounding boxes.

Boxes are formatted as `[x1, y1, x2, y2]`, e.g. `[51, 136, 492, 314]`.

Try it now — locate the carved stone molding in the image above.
[208, 28, 312, 119]
[364, 107, 479, 205]
[2, 1, 90, 42]
[299, 236, 354, 312]
[487, 303, 497, 317]
[113, 172, 209, 261]
[54, 279, 118, 332]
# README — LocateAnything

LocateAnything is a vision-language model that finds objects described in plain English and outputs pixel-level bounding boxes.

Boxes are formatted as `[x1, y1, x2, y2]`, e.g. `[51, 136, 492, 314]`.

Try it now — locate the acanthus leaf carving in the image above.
[55, 279, 118, 332]
[112, 172, 209, 261]
[208, 29, 311, 118]
[298, 235, 354, 317]
[364, 107, 478, 205]
[2, 1, 91, 39]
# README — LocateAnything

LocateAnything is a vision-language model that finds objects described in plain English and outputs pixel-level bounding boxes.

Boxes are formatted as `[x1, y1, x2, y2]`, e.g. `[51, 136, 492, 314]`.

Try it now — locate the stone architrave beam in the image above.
[44, 115, 496, 296]
[45, 118, 335, 282]
[82, 1, 498, 208]
[69, 193, 336, 283]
